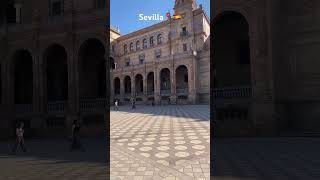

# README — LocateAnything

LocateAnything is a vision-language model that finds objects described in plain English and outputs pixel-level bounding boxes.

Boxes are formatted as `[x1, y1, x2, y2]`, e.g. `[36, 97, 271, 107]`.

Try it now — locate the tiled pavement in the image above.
[110, 105, 210, 180]
[0, 139, 108, 180]
[213, 138, 320, 180]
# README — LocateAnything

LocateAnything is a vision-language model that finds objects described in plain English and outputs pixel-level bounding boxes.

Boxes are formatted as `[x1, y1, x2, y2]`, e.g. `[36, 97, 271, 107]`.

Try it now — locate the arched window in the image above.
[136, 41, 140, 50]
[143, 39, 147, 49]
[123, 44, 128, 54]
[130, 42, 134, 51]
[150, 36, 154, 47]
[157, 34, 162, 45]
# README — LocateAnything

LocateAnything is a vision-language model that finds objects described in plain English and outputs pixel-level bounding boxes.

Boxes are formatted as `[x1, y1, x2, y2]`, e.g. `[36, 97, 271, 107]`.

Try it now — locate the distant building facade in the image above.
[0, 0, 107, 138]
[110, 0, 210, 105]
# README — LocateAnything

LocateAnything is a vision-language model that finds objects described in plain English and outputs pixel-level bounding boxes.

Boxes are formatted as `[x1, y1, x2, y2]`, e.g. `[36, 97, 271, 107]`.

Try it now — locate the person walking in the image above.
[12, 121, 27, 153]
[131, 98, 136, 109]
[70, 119, 85, 152]
[114, 100, 119, 110]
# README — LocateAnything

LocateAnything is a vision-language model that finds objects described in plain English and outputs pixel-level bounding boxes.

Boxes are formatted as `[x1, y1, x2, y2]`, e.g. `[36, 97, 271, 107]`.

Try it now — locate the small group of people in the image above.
[11, 118, 85, 154]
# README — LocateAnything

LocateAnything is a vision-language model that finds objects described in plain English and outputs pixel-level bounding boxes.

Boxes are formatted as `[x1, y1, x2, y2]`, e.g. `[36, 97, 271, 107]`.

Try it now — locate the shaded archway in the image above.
[212, 11, 251, 88]
[44, 44, 68, 102]
[124, 76, 131, 95]
[175, 65, 188, 96]
[114, 77, 120, 95]
[160, 68, 171, 95]
[147, 72, 154, 95]
[79, 38, 106, 99]
[135, 74, 143, 96]
[13, 50, 33, 104]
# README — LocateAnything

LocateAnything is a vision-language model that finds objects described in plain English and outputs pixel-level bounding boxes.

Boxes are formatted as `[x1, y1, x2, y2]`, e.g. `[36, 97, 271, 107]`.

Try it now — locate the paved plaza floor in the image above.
[110, 105, 211, 180]
[0, 138, 108, 180]
[213, 138, 320, 180]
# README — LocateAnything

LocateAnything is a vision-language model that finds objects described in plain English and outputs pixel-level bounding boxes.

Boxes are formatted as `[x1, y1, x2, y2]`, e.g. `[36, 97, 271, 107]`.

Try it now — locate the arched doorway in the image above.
[176, 65, 188, 96]
[147, 72, 154, 95]
[114, 77, 120, 95]
[160, 68, 171, 96]
[213, 11, 252, 136]
[13, 50, 33, 105]
[213, 11, 251, 89]
[124, 76, 131, 95]
[135, 74, 143, 96]
[44, 44, 68, 102]
[79, 38, 106, 99]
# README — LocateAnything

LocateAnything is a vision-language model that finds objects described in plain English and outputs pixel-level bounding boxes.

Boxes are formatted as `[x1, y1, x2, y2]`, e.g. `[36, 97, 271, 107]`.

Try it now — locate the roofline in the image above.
[116, 20, 170, 41]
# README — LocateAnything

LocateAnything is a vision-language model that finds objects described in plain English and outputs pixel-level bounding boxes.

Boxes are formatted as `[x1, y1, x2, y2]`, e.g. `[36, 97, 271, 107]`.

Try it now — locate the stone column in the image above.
[131, 75, 135, 98]
[170, 67, 176, 104]
[154, 65, 160, 104]
[120, 76, 124, 99]
[31, 49, 44, 131]
[188, 59, 197, 104]
[14, 3, 22, 24]
[110, 73, 114, 102]
[143, 73, 147, 103]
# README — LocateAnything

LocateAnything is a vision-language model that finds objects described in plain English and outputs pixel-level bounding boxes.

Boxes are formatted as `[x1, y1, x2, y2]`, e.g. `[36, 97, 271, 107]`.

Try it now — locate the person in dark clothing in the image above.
[70, 119, 85, 152]
[12, 121, 27, 153]
[132, 98, 136, 109]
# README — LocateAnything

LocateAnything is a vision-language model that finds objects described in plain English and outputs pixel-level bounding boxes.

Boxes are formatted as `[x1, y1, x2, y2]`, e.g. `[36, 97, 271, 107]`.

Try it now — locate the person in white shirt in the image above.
[114, 100, 119, 110]
[12, 121, 27, 153]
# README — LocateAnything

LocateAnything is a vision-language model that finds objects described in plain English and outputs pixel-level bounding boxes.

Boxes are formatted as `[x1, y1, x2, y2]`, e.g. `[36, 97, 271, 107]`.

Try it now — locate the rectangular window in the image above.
[155, 49, 161, 58]
[183, 43, 187, 52]
[125, 58, 131, 66]
[139, 54, 145, 64]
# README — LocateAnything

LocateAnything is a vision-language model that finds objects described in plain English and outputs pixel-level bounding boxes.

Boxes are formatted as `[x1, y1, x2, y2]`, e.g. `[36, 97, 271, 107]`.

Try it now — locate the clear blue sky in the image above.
[111, 0, 210, 35]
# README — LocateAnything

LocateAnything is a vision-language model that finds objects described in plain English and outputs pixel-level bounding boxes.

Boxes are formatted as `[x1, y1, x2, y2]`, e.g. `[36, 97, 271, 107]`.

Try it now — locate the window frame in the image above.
[150, 36, 154, 47]
[157, 34, 162, 45]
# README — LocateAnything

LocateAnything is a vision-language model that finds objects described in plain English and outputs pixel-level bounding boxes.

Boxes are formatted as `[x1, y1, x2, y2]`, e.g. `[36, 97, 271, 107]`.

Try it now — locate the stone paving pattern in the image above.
[0, 139, 108, 180]
[213, 138, 320, 180]
[110, 105, 210, 180]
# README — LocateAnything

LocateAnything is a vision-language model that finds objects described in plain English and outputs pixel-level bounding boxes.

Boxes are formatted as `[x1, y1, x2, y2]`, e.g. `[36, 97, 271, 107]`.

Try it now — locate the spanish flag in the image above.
[172, 14, 182, 20]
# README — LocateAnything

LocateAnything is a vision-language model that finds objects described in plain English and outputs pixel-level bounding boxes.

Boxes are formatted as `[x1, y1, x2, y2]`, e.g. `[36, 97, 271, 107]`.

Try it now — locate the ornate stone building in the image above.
[110, 0, 210, 105]
[0, 0, 108, 138]
[213, 0, 320, 136]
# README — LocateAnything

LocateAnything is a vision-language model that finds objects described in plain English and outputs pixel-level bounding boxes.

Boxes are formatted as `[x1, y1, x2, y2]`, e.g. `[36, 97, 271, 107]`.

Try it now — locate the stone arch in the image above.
[43, 44, 68, 102]
[124, 75, 131, 94]
[12, 49, 33, 104]
[175, 65, 188, 96]
[160, 68, 171, 95]
[147, 72, 154, 94]
[114, 77, 120, 95]
[135, 74, 143, 95]
[212, 11, 251, 88]
[79, 38, 106, 99]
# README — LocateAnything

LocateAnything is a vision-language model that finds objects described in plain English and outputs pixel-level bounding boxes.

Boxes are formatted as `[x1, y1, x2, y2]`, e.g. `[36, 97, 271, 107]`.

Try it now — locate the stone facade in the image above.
[110, 0, 210, 105]
[213, 0, 320, 136]
[0, 0, 108, 138]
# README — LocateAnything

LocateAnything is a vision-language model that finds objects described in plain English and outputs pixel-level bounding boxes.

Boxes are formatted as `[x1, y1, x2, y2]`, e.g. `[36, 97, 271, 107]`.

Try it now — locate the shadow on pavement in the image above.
[0, 138, 109, 164]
